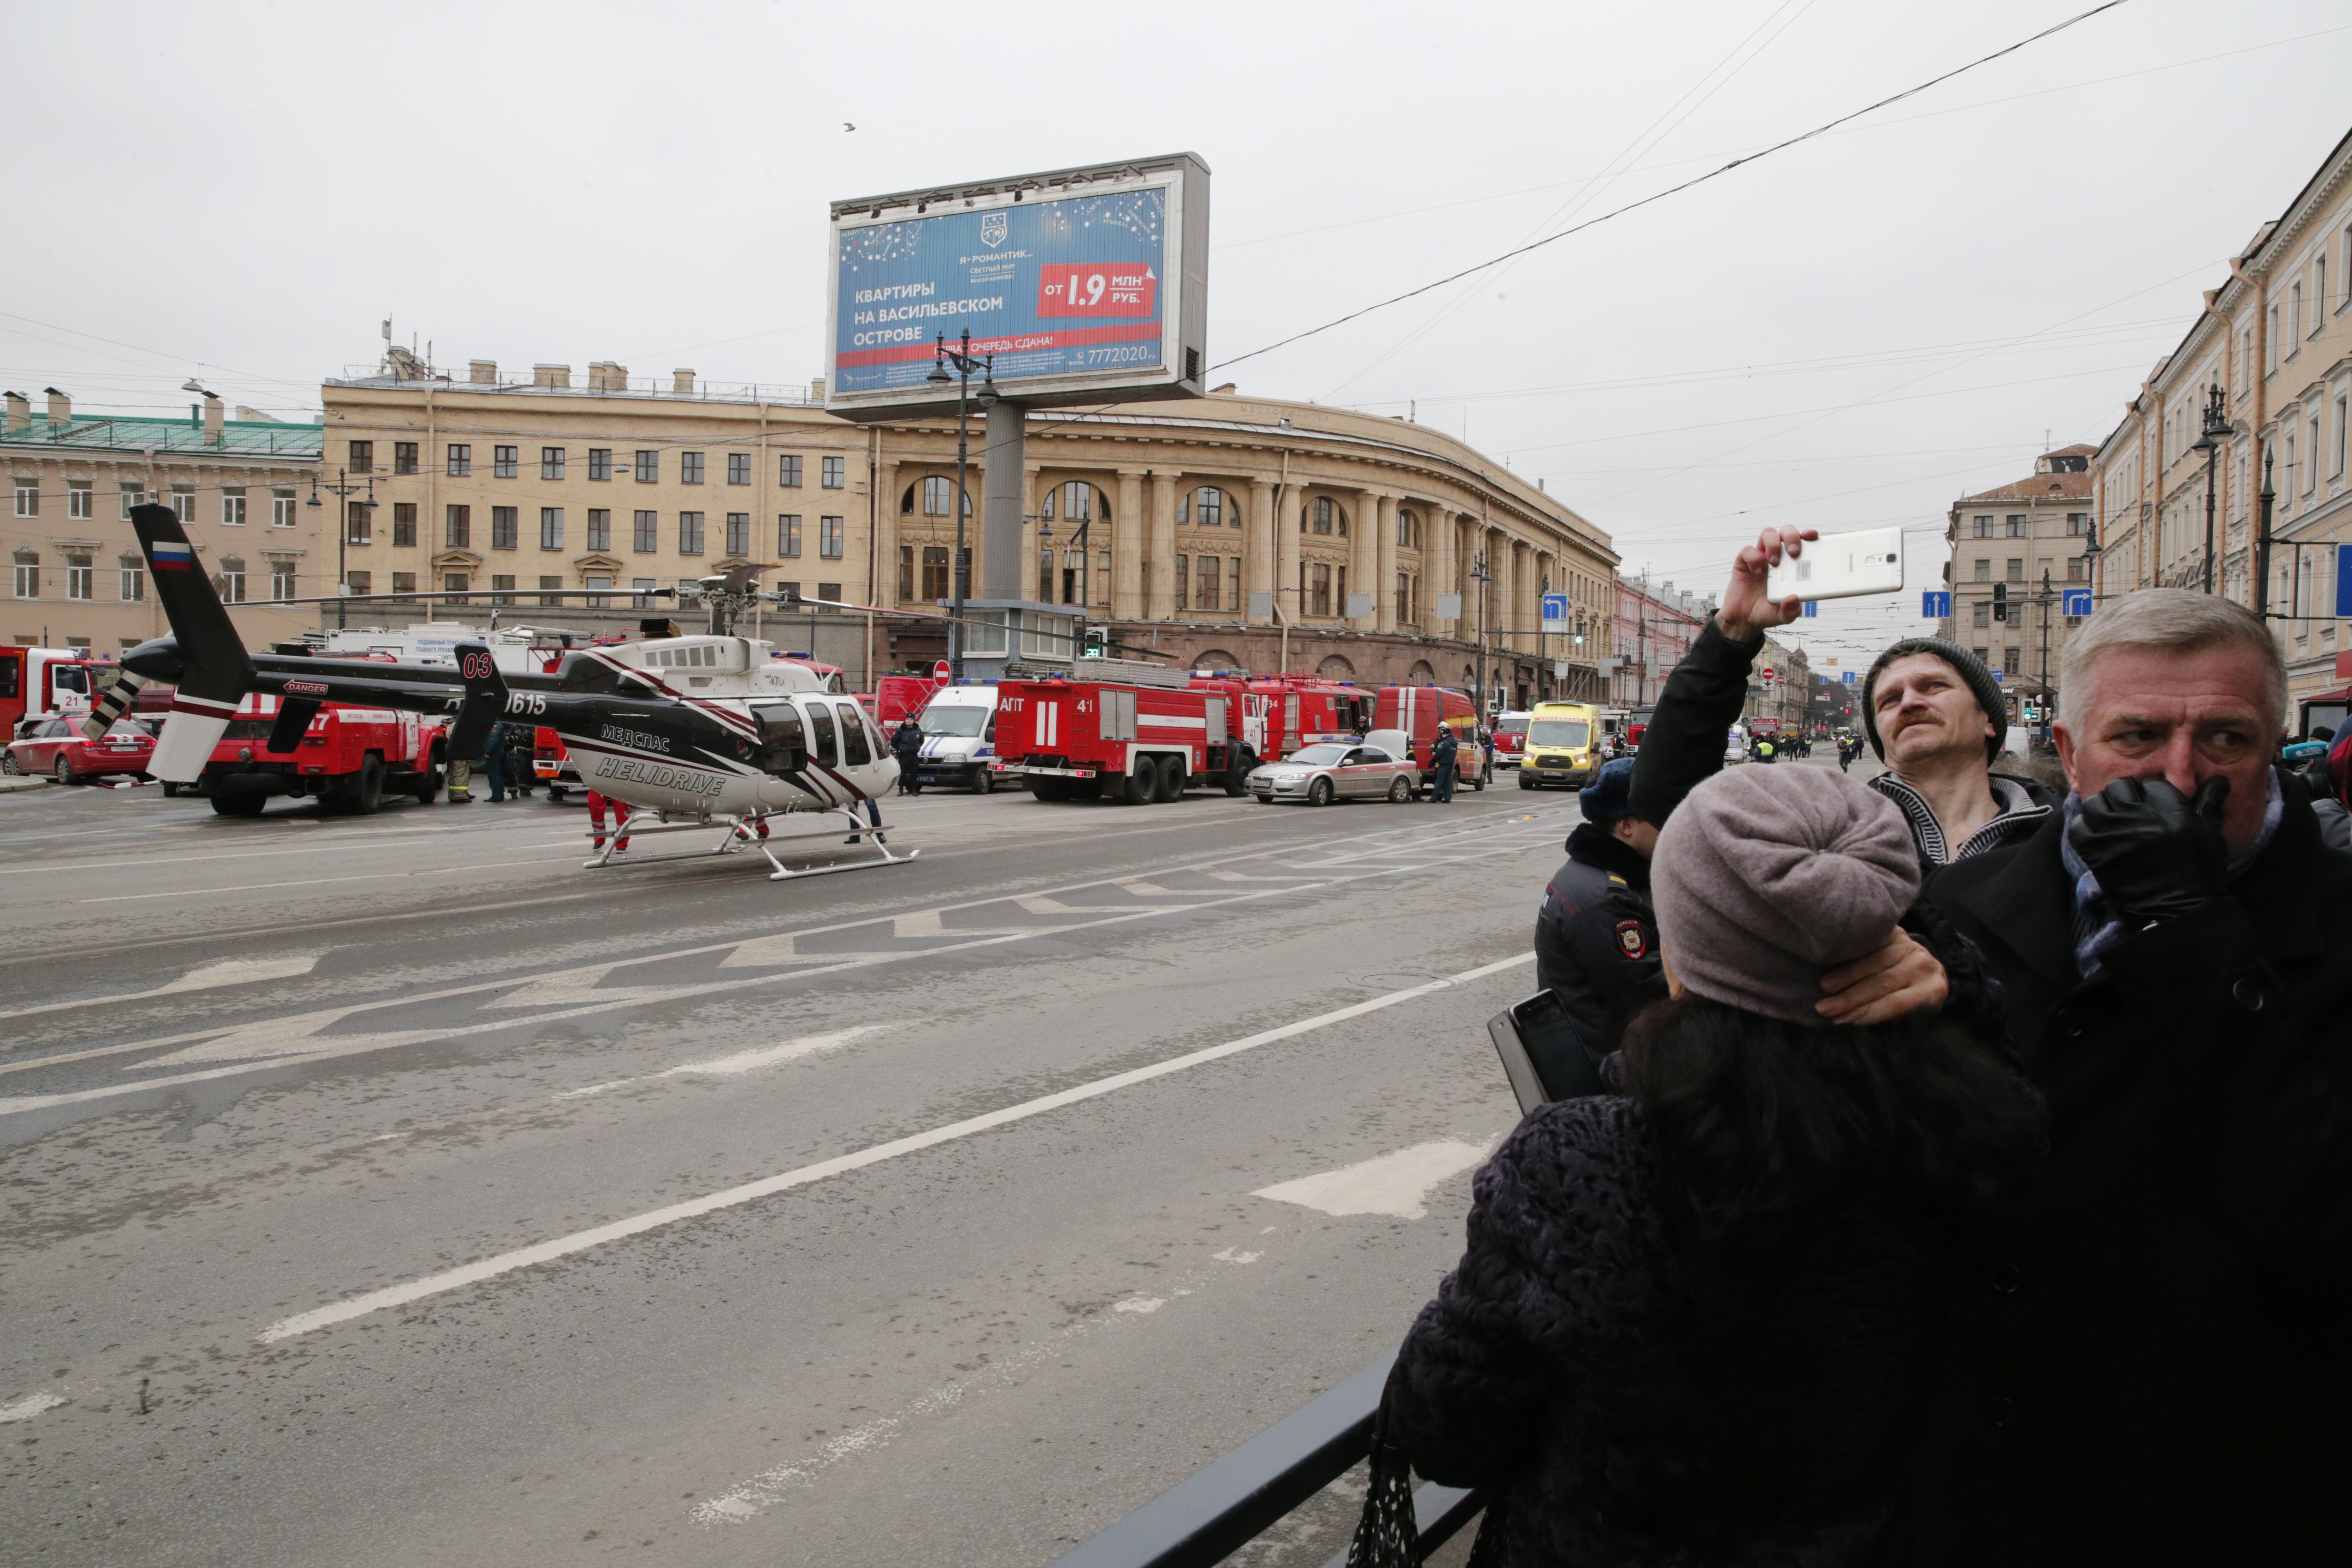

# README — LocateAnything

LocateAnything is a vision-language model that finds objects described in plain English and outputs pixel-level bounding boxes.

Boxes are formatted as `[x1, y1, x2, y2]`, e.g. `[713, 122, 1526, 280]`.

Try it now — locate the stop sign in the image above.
[932, 660, 952, 683]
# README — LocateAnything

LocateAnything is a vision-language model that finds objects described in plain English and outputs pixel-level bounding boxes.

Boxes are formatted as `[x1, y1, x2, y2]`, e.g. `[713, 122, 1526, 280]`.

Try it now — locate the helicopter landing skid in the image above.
[582, 807, 918, 880]
[759, 805, 920, 881]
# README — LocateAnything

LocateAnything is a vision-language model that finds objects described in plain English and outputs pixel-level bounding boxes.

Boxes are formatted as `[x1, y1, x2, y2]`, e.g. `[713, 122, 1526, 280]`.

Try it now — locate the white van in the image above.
[914, 684, 1003, 793]
[1725, 723, 1749, 764]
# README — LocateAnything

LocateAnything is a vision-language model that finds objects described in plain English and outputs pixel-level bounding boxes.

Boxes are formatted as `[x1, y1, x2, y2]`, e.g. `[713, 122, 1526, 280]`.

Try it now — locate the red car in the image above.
[5, 715, 156, 784]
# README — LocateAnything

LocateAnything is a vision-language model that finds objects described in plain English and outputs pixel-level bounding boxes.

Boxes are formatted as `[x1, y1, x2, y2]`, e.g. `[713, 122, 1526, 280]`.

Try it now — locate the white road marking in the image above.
[1252, 1139, 1493, 1220]
[255, 951, 1535, 1342]
[662, 1025, 886, 1076]
[0, 951, 323, 1023]
[1113, 1296, 1165, 1313]
[0, 1392, 67, 1423]
[74, 856, 578, 903]
[1211, 1247, 1264, 1264]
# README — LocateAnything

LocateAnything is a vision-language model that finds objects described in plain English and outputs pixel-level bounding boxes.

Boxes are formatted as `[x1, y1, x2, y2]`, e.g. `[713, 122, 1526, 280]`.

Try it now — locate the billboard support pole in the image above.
[929, 332, 995, 684]
[982, 398, 1025, 601]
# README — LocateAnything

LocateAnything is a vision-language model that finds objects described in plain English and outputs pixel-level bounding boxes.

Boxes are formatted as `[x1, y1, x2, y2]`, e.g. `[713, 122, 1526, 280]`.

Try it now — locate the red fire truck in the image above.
[201, 693, 445, 816]
[0, 646, 118, 736]
[995, 673, 1253, 803]
[1372, 685, 1491, 791]
[1199, 675, 1376, 760]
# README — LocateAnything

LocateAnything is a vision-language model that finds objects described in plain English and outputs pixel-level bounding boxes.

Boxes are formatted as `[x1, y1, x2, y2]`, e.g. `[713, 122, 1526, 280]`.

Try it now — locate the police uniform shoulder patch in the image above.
[1614, 918, 1650, 960]
[1607, 874, 1627, 886]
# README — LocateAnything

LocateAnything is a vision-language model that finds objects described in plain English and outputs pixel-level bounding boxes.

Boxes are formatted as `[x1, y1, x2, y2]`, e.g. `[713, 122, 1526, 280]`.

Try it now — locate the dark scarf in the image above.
[1567, 821, 1652, 889]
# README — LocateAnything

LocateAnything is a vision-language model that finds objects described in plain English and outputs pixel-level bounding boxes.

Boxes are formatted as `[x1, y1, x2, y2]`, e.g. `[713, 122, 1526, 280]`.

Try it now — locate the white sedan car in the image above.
[1247, 741, 1420, 806]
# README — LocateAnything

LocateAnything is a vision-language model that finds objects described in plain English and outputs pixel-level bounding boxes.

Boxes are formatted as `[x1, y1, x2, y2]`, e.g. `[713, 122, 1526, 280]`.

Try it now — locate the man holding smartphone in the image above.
[1632, 525, 2054, 870]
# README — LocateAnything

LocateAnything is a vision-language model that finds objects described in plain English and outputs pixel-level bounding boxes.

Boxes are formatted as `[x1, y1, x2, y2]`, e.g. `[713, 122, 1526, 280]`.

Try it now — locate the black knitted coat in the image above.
[1387, 1098, 1966, 1568]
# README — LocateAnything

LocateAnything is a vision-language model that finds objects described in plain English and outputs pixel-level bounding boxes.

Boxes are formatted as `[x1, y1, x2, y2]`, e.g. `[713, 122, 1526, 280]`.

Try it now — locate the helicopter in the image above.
[100, 503, 915, 881]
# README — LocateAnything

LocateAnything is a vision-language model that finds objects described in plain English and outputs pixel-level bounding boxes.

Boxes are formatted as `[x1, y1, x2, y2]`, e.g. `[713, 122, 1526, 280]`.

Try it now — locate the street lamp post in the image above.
[2190, 382, 2228, 596]
[2253, 449, 2278, 618]
[926, 330, 995, 684]
[1469, 549, 1493, 717]
[308, 467, 376, 631]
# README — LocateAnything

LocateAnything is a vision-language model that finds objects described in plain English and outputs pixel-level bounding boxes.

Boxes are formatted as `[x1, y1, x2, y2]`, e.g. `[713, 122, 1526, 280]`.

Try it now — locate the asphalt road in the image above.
[0, 770, 1592, 1567]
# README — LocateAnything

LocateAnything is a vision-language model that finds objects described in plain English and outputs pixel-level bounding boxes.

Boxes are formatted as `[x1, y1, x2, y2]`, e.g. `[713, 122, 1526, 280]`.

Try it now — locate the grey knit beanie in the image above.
[1649, 765, 1921, 1026]
[1860, 638, 2005, 764]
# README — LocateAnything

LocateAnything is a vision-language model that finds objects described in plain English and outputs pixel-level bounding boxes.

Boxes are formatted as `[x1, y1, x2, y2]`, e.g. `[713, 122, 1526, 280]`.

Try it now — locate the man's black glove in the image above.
[2067, 774, 2231, 924]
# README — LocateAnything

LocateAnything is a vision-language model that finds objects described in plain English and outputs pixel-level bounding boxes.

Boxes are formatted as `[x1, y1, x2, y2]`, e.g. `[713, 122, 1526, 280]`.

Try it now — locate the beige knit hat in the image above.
[1649, 765, 1921, 1025]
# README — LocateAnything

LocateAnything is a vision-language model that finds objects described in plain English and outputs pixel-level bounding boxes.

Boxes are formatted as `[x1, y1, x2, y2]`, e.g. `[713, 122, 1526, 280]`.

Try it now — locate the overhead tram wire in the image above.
[1207, 0, 2133, 379]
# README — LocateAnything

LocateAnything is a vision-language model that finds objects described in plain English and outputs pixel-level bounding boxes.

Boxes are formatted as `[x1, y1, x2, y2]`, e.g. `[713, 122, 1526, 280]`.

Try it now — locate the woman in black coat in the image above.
[1386, 767, 2044, 1568]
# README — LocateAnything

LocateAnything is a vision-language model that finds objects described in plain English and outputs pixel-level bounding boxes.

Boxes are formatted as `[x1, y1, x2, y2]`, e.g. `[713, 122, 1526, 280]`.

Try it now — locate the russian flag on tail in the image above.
[152, 541, 198, 572]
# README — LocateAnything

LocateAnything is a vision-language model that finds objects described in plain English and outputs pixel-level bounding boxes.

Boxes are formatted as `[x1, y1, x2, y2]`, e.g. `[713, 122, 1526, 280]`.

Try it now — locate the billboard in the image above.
[825, 153, 1210, 419]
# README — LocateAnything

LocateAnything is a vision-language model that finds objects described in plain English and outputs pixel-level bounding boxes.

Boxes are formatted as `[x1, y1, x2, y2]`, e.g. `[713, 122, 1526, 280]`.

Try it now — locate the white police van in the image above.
[914, 684, 1002, 793]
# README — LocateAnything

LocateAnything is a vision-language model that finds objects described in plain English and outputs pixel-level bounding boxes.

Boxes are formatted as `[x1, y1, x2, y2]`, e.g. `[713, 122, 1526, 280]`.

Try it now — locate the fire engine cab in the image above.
[996, 663, 1254, 803]
[1, 646, 117, 736]
[201, 692, 444, 816]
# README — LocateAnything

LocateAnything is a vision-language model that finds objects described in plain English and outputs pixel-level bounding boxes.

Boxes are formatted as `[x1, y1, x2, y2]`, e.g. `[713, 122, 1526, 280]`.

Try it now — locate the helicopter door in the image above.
[833, 701, 871, 765]
[804, 700, 838, 768]
[750, 703, 807, 775]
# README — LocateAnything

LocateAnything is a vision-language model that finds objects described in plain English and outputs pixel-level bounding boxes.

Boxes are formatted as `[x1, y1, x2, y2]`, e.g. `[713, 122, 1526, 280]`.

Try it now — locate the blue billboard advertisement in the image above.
[833, 188, 1169, 398]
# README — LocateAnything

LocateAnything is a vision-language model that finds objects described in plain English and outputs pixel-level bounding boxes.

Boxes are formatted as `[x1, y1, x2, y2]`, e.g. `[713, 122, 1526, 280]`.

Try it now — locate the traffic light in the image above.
[1992, 583, 2008, 623]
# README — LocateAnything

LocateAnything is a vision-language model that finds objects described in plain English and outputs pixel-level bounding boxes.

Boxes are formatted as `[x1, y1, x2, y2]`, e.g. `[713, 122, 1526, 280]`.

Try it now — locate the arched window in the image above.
[1191, 648, 1240, 673]
[920, 475, 969, 517]
[1307, 496, 1346, 536]
[1408, 659, 1437, 685]
[1040, 480, 1106, 524]
[1316, 654, 1356, 678]
[1397, 508, 1419, 548]
[1179, 486, 1235, 528]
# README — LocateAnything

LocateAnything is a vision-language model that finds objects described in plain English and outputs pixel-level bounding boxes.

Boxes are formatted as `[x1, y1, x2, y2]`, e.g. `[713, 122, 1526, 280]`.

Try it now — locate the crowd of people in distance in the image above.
[1379, 525, 2352, 1567]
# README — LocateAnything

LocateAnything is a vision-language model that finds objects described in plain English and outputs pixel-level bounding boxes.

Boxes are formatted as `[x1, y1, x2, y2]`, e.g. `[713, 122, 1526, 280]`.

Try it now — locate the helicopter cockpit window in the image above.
[804, 701, 837, 768]
[834, 702, 871, 765]
[750, 703, 805, 775]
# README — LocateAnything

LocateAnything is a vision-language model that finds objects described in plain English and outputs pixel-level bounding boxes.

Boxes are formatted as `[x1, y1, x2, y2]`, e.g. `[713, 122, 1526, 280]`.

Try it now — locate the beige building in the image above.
[1937, 445, 2097, 718]
[3, 388, 323, 652]
[322, 359, 1618, 703]
[2095, 125, 2352, 717]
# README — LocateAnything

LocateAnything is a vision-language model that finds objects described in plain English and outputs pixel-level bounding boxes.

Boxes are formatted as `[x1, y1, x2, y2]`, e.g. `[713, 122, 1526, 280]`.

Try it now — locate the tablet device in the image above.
[1486, 989, 1609, 1114]
[1764, 525, 1904, 604]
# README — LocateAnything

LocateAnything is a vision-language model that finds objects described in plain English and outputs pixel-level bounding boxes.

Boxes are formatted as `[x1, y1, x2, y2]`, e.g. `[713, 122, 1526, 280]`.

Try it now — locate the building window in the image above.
[1199, 555, 1222, 611]
[12, 479, 34, 517]
[822, 456, 845, 489]
[819, 515, 844, 559]
[490, 573, 515, 606]
[727, 453, 751, 486]
[922, 475, 961, 516]
[1397, 509, 1416, 548]
[2005, 559, 2024, 582]
[921, 546, 949, 600]
[633, 510, 657, 552]
[394, 441, 418, 475]
[346, 570, 372, 596]
[815, 581, 840, 603]
[1974, 601, 1991, 627]
[273, 487, 297, 526]
[170, 484, 195, 523]
[2067, 557, 2087, 582]
[348, 439, 373, 473]
[447, 443, 472, 477]
[121, 481, 147, 519]
[221, 486, 246, 525]
[634, 450, 658, 483]
[587, 508, 612, 552]
[632, 577, 657, 608]
[391, 571, 416, 603]
[494, 445, 519, 479]
[1309, 560, 1333, 615]
[779, 454, 803, 488]
[1973, 559, 1991, 581]
[446, 504, 471, 549]
[539, 575, 564, 608]
[1312, 497, 1334, 534]
[491, 505, 519, 550]
[2335, 393, 2349, 476]
[444, 572, 470, 604]
[680, 452, 705, 485]
[2291, 280, 2304, 347]
[2309, 414, 2323, 494]
[2004, 515, 2026, 537]
[66, 555, 93, 600]
[11, 553, 36, 598]
[2065, 512, 2088, 536]
[218, 561, 246, 603]
[541, 447, 566, 481]
[347, 501, 372, 545]
[1174, 554, 1189, 610]
[899, 544, 915, 601]
[778, 514, 802, 558]
[1970, 515, 1991, 538]
[68, 481, 92, 519]
[588, 448, 612, 482]
[119, 557, 144, 602]
[539, 507, 564, 550]
[725, 513, 750, 557]
[271, 561, 296, 601]
[585, 575, 612, 609]
[2003, 647, 2020, 675]
[678, 511, 704, 554]
[382, 501, 413, 548]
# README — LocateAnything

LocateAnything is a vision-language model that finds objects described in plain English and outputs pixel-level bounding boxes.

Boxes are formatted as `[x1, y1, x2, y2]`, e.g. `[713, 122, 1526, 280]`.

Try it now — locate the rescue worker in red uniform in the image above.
[585, 789, 630, 855]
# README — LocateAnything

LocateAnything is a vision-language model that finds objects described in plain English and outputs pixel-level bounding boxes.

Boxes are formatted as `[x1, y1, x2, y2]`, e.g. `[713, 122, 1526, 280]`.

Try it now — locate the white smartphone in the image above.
[1764, 526, 1905, 603]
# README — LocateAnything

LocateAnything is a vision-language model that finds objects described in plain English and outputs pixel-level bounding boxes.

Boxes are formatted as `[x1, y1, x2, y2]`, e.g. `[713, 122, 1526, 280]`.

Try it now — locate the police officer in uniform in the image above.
[1533, 757, 1663, 1058]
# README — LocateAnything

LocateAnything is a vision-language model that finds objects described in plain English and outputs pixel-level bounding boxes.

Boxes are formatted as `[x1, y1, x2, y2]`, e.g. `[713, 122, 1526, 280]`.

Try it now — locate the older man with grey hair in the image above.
[1916, 587, 2352, 1566]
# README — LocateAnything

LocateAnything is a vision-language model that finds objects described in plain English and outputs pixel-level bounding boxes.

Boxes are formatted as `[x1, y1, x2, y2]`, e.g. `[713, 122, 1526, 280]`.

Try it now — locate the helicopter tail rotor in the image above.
[131, 504, 259, 781]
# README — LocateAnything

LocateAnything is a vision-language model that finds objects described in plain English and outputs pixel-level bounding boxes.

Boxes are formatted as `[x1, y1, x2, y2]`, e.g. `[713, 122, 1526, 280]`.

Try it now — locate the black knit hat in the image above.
[1860, 638, 2004, 764]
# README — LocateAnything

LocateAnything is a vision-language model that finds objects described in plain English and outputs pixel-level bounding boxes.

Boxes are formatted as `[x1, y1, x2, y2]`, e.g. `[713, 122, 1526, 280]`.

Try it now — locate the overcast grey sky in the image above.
[10, 0, 2350, 664]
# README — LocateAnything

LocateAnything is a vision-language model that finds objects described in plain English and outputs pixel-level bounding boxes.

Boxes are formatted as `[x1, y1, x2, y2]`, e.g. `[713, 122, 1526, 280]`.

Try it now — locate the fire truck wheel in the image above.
[210, 790, 266, 817]
[1387, 776, 1412, 803]
[343, 757, 386, 816]
[1119, 763, 1155, 806]
[547, 786, 566, 803]
[1030, 776, 1069, 803]
[1307, 776, 1334, 808]
[412, 769, 441, 806]
[1153, 756, 1184, 803]
[1221, 766, 1247, 798]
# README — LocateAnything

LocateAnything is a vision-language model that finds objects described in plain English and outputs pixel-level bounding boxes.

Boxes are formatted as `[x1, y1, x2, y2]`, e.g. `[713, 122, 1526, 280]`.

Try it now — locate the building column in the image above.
[1425, 506, 1453, 638]
[1248, 477, 1279, 620]
[1349, 489, 1379, 630]
[1274, 479, 1301, 629]
[1113, 469, 1146, 620]
[1374, 493, 1399, 633]
[872, 457, 899, 607]
[1021, 464, 1043, 603]
[1149, 471, 1179, 619]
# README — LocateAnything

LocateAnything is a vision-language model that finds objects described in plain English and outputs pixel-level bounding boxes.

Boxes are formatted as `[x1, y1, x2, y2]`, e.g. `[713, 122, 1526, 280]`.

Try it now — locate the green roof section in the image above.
[0, 411, 323, 458]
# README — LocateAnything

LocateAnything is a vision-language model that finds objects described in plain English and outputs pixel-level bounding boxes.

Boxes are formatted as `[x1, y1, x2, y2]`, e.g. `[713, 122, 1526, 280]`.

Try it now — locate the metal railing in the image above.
[1042, 1353, 1484, 1568]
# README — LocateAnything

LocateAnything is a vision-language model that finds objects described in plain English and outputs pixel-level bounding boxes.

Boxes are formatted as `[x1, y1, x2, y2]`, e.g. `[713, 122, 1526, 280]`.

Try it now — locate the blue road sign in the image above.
[2063, 589, 2093, 616]
[1539, 592, 1569, 630]
[1802, 600, 1819, 617]
[2338, 545, 2352, 617]
[1923, 591, 1951, 619]
[1842, 671, 1857, 685]
[1992, 670, 2004, 684]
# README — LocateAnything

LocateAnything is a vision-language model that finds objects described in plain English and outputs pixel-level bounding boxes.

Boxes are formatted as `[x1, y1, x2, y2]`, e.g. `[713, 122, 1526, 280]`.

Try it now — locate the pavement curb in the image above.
[0, 775, 53, 794]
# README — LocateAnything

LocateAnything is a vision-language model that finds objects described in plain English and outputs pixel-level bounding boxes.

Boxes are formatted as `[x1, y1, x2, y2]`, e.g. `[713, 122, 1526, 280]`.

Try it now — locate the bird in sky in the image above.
[844, 122, 856, 132]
